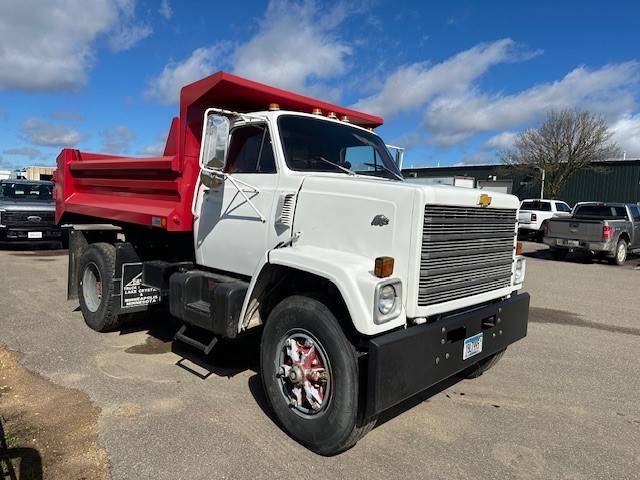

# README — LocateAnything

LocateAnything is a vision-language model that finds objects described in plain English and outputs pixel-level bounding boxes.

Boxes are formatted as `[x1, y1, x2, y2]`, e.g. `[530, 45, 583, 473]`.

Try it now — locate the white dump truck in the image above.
[55, 72, 529, 455]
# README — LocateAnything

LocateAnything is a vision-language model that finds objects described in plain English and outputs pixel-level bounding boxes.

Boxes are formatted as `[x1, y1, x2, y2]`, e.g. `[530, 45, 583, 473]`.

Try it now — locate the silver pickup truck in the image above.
[543, 202, 640, 265]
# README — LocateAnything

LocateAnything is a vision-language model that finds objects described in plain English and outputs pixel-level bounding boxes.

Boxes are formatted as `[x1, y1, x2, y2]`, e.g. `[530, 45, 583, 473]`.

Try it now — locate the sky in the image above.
[1, 0, 640, 171]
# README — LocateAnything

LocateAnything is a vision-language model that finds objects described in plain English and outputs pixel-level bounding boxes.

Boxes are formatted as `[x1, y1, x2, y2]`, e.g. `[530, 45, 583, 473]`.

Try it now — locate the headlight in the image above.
[378, 284, 396, 315]
[374, 280, 402, 324]
[514, 257, 526, 285]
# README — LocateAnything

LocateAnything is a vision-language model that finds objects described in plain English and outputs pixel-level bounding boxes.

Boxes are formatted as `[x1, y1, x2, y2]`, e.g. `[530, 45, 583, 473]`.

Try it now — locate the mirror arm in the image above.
[201, 167, 266, 223]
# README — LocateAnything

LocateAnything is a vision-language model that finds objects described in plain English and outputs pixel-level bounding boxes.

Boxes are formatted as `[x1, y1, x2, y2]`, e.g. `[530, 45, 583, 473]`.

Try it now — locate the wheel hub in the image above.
[278, 334, 330, 415]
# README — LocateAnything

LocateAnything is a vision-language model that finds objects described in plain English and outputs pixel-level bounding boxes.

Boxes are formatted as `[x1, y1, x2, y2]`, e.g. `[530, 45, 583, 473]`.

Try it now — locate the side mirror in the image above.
[201, 114, 230, 171]
[200, 169, 222, 188]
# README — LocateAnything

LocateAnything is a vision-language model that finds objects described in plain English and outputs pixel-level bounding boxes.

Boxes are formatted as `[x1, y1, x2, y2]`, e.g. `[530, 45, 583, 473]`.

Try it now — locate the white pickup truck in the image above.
[518, 199, 572, 241]
[56, 72, 530, 455]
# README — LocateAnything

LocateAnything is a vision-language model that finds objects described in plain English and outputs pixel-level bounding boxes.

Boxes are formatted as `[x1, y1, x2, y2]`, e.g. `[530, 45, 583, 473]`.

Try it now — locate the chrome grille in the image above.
[0, 210, 55, 227]
[418, 205, 516, 306]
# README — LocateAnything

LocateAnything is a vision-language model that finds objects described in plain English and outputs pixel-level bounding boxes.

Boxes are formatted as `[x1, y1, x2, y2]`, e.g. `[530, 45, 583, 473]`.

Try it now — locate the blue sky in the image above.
[1, 0, 640, 171]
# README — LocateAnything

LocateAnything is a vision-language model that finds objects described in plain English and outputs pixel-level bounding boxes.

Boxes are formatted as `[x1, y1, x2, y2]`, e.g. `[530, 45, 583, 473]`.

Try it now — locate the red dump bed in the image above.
[55, 71, 383, 232]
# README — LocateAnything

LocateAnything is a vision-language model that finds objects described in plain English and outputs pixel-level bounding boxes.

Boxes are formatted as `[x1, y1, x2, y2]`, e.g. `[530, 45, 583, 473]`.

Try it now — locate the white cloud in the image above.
[232, 0, 352, 94]
[424, 62, 640, 146]
[0, 0, 149, 91]
[483, 131, 518, 150]
[143, 45, 228, 105]
[145, 1, 353, 104]
[159, 0, 173, 20]
[610, 113, 640, 157]
[138, 142, 165, 156]
[3, 147, 42, 160]
[101, 126, 135, 153]
[109, 23, 153, 52]
[352, 39, 537, 118]
[21, 118, 85, 147]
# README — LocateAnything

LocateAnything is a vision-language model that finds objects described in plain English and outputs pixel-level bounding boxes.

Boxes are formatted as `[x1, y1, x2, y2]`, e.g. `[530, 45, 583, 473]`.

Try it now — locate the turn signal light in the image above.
[268, 103, 280, 111]
[603, 225, 613, 241]
[516, 242, 523, 255]
[374, 256, 394, 278]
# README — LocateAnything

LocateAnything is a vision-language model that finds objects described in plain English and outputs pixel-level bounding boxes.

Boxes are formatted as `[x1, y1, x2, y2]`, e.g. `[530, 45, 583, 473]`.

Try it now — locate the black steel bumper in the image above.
[365, 293, 530, 417]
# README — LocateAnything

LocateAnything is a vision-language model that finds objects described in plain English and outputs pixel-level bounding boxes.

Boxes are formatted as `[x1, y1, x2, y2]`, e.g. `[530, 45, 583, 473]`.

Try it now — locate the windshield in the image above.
[0, 182, 53, 201]
[573, 204, 628, 219]
[278, 115, 403, 180]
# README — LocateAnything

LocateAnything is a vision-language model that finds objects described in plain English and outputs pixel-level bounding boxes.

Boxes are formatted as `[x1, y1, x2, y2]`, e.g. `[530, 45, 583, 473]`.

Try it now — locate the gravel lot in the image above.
[1, 242, 639, 479]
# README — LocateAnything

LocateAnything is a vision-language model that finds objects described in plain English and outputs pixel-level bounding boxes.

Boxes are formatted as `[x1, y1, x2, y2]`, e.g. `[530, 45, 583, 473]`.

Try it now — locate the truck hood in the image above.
[292, 175, 519, 315]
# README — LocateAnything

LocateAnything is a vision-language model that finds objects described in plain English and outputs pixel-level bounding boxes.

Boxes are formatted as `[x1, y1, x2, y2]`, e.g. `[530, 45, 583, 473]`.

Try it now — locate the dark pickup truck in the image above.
[0, 179, 66, 246]
[543, 202, 640, 265]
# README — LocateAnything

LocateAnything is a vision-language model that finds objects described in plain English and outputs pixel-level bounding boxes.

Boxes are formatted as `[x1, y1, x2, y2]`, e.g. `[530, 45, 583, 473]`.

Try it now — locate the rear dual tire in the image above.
[77, 242, 124, 332]
[260, 295, 376, 456]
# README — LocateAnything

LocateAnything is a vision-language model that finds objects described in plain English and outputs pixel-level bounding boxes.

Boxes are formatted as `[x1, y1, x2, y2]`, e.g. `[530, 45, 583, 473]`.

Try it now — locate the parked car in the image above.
[518, 199, 572, 241]
[543, 202, 640, 265]
[0, 179, 66, 246]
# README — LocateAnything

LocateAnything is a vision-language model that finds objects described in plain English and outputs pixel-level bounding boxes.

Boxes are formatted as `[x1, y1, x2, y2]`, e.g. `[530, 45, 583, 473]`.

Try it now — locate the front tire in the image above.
[77, 242, 123, 332]
[260, 295, 375, 455]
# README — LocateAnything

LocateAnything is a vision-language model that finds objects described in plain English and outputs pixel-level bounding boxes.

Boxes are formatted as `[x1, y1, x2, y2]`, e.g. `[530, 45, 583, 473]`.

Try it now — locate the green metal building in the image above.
[402, 158, 640, 206]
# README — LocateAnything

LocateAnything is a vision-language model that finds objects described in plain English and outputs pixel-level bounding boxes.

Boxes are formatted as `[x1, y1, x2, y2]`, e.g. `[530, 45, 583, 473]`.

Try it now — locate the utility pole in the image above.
[540, 167, 545, 199]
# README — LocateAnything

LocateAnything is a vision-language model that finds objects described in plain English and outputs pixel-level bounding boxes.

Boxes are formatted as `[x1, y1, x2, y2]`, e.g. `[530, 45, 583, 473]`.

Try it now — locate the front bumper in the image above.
[365, 293, 529, 417]
[0, 227, 62, 242]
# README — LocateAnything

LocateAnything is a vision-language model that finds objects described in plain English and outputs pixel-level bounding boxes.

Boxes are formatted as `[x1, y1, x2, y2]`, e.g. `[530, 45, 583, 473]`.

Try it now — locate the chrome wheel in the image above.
[82, 262, 102, 313]
[276, 330, 332, 417]
[617, 242, 627, 264]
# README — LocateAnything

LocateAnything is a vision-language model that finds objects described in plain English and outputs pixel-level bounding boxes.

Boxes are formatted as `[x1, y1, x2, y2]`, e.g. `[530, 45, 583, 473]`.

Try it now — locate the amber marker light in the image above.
[340, 115, 349, 122]
[328, 111, 337, 119]
[312, 108, 323, 115]
[268, 103, 280, 111]
[516, 242, 523, 255]
[374, 256, 394, 278]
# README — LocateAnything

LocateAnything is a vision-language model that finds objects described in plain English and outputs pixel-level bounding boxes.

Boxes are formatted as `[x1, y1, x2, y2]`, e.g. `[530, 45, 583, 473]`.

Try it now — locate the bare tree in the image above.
[501, 109, 620, 198]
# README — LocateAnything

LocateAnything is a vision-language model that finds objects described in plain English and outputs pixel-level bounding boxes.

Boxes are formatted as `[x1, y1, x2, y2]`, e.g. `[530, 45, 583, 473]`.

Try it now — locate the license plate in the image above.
[28, 231, 43, 239]
[557, 239, 579, 247]
[463, 333, 483, 360]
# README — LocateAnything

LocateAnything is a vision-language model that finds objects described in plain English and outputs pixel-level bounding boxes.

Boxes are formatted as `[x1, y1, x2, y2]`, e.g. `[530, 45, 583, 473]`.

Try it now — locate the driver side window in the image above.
[225, 125, 276, 174]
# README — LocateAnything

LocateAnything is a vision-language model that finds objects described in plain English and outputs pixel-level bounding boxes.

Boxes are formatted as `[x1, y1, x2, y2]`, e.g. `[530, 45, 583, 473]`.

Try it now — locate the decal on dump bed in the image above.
[121, 263, 161, 308]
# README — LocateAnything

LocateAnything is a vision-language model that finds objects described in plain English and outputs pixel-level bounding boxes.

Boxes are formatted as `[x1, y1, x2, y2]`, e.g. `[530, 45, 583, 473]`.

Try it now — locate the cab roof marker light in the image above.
[268, 103, 280, 111]
[312, 108, 323, 115]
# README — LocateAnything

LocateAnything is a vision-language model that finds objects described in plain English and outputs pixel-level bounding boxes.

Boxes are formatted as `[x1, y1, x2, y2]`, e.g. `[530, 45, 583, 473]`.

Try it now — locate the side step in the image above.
[174, 324, 219, 355]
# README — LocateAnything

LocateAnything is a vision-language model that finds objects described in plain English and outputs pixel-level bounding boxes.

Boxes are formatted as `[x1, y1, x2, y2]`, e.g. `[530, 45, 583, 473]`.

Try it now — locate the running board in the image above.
[174, 325, 219, 355]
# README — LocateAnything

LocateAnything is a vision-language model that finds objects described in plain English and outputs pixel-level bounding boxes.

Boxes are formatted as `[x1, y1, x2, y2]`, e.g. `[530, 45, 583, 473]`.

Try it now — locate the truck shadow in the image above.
[119, 309, 260, 379]
[0, 417, 43, 480]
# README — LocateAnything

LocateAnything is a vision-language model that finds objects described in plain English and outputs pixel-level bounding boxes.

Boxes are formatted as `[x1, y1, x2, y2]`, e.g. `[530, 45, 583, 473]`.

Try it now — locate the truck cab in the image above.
[56, 71, 530, 455]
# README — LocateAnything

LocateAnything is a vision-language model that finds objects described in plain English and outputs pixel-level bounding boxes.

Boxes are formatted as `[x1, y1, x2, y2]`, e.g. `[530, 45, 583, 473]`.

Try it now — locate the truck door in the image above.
[194, 124, 279, 276]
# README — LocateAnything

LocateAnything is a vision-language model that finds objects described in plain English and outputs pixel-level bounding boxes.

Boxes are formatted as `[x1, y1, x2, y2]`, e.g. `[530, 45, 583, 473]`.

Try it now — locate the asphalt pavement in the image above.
[0, 242, 639, 479]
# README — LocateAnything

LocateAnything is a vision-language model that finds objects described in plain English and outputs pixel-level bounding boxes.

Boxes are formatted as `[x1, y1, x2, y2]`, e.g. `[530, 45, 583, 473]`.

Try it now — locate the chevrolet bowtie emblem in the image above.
[478, 193, 492, 208]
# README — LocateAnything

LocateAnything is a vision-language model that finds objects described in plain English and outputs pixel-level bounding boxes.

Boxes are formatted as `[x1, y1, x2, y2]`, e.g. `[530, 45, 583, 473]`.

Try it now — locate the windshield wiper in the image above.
[315, 156, 356, 176]
[361, 162, 403, 181]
